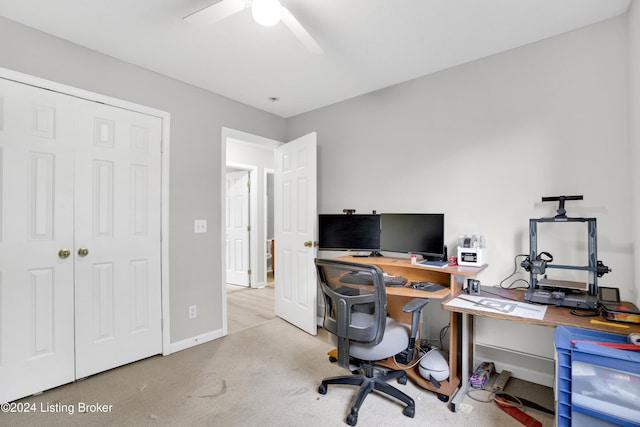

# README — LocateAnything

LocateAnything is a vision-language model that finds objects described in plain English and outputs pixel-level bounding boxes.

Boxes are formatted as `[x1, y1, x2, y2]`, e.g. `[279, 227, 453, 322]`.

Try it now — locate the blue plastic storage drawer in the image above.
[554, 326, 636, 427]
[571, 341, 640, 426]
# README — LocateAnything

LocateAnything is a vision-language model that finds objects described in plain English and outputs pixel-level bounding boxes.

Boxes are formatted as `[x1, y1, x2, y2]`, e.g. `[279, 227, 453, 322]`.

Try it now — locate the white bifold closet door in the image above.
[0, 77, 162, 403]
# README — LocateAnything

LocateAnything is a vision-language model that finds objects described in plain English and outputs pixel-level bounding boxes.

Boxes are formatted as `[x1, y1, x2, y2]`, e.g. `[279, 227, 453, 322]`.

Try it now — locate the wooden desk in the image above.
[336, 255, 487, 401]
[442, 286, 640, 411]
[443, 286, 640, 332]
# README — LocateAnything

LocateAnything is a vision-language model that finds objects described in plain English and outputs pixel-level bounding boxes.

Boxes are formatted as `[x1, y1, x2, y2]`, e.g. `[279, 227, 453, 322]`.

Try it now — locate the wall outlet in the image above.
[194, 219, 207, 234]
[189, 305, 197, 319]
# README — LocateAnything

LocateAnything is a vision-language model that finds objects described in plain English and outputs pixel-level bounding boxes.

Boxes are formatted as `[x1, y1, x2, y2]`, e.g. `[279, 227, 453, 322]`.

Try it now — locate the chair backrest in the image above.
[315, 258, 387, 368]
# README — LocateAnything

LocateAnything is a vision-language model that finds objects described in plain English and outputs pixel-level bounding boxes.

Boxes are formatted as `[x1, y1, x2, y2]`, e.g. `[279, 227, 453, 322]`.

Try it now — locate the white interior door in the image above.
[225, 170, 250, 286]
[0, 76, 163, 402]
[73, 100, 162, 379]
[274, 132, 317, 335]
[0, 78, 76, 403]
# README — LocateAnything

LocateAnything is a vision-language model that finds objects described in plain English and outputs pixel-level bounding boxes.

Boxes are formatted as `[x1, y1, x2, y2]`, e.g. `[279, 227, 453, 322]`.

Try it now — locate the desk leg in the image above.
[449, 312, 471, 412]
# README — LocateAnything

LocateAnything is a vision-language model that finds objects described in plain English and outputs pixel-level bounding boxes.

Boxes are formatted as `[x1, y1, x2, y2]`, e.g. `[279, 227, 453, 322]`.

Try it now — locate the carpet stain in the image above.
[198, 380, 227, 399]
[287, 387, 307, 396]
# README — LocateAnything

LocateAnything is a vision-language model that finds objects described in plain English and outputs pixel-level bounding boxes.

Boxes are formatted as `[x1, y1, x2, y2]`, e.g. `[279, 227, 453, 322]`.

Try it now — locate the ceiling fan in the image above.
[184, 0, 323, 54]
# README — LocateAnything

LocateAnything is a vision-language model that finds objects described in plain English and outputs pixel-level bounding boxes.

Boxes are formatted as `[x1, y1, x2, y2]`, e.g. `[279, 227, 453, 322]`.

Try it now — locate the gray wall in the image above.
[0, 16, 287, 344]
[288, 16, 636, 304]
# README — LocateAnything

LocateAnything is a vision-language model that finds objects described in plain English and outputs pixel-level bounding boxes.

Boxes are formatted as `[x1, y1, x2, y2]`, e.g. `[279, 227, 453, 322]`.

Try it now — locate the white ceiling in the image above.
[0, 0, 631, 118]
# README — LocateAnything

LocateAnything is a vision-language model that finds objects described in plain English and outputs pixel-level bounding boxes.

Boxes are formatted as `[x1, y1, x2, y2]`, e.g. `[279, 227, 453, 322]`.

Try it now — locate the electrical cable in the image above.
[439, 324, 449, 351]
[465, 388, 524, 408]
[499, 254, 530, 289]
[391, 343, 431, 370]
[391, 328, 451, 372]
[420, 324, 450, 352]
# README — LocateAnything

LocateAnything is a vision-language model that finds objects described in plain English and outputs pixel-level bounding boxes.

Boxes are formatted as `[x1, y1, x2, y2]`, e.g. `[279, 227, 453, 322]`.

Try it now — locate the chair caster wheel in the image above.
[437, 393, 449, 402]
[328, 356, 337, 363]
[346, 413, 358, 426]
[403, 405, 415, 418]
[318, 384, 327, 395]
[397, 374, 407, 385]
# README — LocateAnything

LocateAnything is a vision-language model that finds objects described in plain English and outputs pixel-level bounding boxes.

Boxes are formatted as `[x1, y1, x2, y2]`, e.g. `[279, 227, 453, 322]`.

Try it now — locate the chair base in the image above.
[318, 368, 415, 426]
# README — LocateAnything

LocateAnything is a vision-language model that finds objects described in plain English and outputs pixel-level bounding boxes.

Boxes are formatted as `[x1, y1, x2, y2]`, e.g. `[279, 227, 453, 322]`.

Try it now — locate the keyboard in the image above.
[341, 271, 408, 287]
[406, 281, 447, 292]
[383, 275, 408, 287]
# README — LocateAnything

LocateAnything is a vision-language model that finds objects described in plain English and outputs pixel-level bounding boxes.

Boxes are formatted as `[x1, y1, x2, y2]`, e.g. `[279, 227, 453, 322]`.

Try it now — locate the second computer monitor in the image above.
[380, 213, 445, 260]
[318, 214, 381, 252]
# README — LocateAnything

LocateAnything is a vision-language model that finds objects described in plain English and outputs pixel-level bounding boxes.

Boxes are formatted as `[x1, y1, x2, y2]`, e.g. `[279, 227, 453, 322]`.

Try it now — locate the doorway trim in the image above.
[221, 127, 282, 336]
[0, 66, 172, 356]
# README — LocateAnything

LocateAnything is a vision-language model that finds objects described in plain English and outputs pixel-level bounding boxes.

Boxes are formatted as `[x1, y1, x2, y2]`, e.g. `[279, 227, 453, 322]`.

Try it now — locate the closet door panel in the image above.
[0, 78, 76, 403]
[74, 101, 162, 378]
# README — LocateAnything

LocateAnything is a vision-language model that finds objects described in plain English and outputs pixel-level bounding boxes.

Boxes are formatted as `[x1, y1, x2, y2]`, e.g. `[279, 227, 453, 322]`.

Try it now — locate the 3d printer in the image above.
[521, 196, 611, 310]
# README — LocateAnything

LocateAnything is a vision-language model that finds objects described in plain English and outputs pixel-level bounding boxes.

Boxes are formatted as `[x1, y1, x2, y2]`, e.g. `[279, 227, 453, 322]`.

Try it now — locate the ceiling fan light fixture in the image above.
[252, 0, 282, 26]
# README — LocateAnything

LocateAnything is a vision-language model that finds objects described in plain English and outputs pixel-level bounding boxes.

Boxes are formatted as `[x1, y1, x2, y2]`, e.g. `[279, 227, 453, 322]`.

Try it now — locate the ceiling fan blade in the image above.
[183, 0, 248, 25]
[280, 7, 323, 55]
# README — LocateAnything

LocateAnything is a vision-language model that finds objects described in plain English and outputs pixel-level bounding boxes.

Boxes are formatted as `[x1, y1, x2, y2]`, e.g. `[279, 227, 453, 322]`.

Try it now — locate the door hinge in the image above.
[247, 225, 251, 232]
[248, 269, 252, 275]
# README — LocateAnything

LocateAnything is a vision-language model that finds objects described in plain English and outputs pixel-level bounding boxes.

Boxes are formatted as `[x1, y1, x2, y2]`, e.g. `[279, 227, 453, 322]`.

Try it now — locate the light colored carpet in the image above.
[226, 283, 275, 334]
[1, 317, 554, 427]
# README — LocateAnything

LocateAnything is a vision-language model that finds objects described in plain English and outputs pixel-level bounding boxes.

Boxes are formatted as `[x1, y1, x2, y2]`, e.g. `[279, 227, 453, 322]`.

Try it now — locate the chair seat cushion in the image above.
[331, 314, 409, 362]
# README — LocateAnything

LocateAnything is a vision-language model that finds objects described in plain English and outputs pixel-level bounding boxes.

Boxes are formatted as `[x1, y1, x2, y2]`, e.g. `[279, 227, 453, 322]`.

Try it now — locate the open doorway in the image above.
[223, 129, 281, 334]
[225, 168, 251, 288]
[265, 169, 275, 286]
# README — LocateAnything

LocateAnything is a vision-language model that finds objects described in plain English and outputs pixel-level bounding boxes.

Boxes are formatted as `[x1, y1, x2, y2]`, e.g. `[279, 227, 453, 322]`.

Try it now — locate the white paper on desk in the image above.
[445, 295, 547, 320]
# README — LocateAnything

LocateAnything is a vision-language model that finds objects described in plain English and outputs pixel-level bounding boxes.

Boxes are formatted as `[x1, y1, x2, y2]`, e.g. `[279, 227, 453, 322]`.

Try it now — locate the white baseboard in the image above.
[168, 329, 224, 354]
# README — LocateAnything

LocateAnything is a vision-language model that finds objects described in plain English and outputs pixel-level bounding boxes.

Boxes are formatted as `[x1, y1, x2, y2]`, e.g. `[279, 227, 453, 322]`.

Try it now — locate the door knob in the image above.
[58, 248, 71, 259]
[304, 241, 312, 247]
[78, 247, 89, 257]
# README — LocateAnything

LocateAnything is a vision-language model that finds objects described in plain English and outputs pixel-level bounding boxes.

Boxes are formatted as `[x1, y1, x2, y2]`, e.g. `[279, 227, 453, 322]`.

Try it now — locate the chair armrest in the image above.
[402, 298, 429, 313]
[403, 298, 429, 353]
[395, 298, 430, 365]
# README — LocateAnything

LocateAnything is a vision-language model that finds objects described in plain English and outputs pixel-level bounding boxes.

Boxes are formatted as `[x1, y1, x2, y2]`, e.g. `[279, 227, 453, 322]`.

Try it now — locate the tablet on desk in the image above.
[418, 260, 448, 268]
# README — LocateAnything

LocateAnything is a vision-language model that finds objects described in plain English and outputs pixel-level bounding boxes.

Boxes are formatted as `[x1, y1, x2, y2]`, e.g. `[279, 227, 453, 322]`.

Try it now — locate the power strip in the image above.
[492, 370, 512, 391]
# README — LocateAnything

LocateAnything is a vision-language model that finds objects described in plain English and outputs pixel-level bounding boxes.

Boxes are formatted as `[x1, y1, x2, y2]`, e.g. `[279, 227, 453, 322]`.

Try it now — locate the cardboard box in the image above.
[470, 361, 495, 388]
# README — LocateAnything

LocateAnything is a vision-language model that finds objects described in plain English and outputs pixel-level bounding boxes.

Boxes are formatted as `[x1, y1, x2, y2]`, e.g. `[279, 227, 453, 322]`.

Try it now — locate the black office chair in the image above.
[315, 258, 429, 426]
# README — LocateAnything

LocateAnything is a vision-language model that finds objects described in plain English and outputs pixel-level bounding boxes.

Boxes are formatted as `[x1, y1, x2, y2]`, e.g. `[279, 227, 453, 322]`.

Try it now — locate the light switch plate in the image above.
[194, 219, 207, 233]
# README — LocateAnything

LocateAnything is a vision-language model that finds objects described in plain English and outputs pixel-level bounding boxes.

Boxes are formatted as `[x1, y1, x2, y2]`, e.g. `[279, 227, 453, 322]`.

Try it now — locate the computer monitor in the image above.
[318, 214, 381, 253]
[380, 213, 445, 260]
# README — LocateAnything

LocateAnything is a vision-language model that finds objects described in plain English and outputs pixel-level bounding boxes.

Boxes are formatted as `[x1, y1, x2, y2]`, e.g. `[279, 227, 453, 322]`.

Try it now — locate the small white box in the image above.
[457, 246, 487, 267]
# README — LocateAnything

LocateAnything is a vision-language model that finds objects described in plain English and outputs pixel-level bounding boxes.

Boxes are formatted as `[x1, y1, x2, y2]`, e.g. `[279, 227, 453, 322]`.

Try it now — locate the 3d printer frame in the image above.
[524, 195, 610, 298]
[528, 216, 600, 296]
